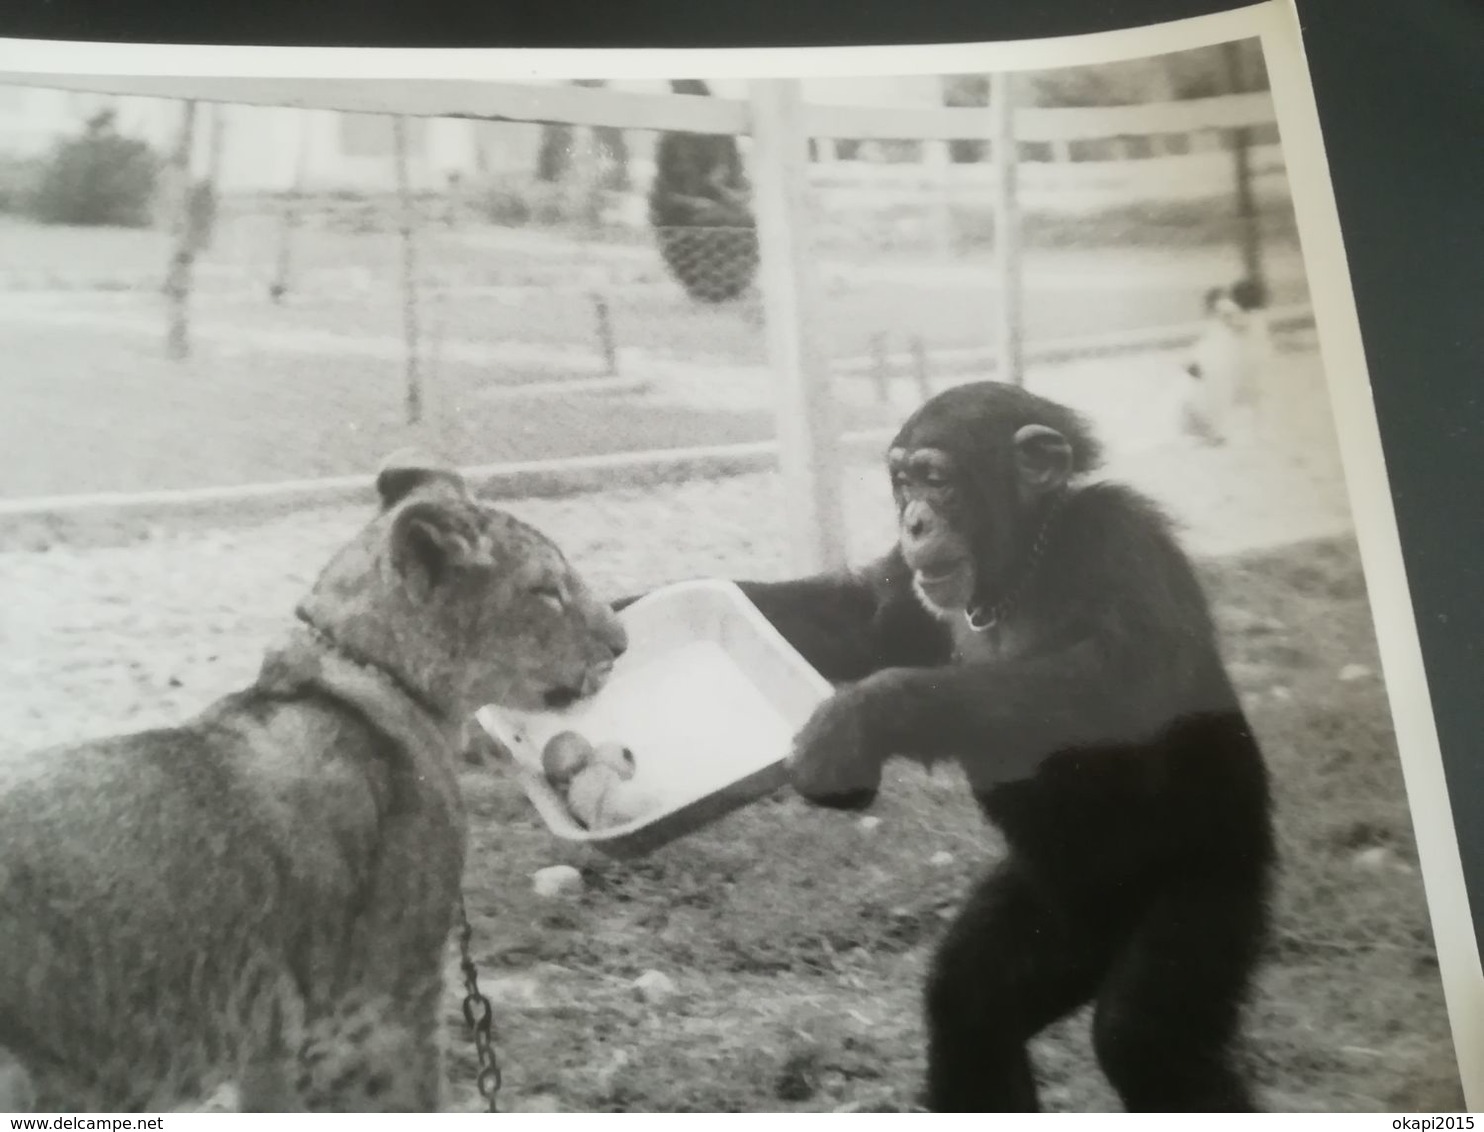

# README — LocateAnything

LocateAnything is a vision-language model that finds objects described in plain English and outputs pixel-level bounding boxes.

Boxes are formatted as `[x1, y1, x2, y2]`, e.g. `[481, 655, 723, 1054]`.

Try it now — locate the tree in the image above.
[535, 80, 630, 190]
[31, 109, 158, 228]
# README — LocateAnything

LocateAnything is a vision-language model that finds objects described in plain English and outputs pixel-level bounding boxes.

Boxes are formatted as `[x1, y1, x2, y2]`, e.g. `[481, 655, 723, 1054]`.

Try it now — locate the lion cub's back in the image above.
[0, 704, 385, 1108]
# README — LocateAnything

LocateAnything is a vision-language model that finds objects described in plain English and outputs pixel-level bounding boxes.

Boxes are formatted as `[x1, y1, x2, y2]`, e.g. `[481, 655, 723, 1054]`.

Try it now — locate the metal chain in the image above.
[965, 488, 1073, 633]
[456, 894, 503, 1113]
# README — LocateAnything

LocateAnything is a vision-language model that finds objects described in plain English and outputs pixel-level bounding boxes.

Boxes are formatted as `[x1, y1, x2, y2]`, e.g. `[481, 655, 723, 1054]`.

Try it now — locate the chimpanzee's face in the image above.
[886, 384, 1082, 621]
[889, 445, 979, 617]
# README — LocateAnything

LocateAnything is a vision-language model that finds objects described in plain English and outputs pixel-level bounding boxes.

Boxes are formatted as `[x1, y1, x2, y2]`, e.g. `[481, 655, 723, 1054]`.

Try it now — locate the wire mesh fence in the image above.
[651, 225, 759, 305]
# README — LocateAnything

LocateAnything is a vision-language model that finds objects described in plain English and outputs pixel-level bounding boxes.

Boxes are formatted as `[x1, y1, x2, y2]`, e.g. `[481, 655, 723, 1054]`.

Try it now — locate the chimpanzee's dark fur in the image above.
[619, 382, 1275, 1112]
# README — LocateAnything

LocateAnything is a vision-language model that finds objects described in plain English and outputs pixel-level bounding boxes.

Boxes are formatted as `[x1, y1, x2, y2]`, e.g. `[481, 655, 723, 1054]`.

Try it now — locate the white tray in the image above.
[475, 579, 833, 858]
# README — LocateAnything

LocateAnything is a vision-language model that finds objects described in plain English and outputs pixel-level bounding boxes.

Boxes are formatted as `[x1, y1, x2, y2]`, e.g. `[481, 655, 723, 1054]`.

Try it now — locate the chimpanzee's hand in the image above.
[786, 684, 885, 810]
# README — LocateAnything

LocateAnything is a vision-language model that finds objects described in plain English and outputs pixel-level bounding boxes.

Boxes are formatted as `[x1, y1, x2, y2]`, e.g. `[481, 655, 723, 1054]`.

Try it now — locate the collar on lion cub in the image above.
[257, 613, 466, 778]
[253, 453, 481, 784]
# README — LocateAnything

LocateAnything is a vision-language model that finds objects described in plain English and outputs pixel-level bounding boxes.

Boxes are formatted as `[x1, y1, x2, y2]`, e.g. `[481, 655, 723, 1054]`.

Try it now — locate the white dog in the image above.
[1179, 279, 1273, 447]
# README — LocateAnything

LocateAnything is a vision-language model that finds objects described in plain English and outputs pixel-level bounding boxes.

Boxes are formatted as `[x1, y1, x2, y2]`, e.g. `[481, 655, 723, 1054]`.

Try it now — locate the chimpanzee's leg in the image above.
[1091, 876, 1268, 1112]
[924, 861, 1111, 1112]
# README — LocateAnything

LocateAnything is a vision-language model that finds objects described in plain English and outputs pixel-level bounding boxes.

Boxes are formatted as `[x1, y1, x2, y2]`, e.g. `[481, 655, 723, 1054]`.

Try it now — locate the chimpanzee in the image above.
[620, 381, 1275, 1112]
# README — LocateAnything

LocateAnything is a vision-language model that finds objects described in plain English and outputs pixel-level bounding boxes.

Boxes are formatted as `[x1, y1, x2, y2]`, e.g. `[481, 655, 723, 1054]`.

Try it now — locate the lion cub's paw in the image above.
[296, 1003, 441, 1112]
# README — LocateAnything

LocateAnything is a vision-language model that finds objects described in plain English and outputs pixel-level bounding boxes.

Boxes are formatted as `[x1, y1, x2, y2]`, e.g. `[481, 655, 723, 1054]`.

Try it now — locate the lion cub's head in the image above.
[298, 452, 628, 720]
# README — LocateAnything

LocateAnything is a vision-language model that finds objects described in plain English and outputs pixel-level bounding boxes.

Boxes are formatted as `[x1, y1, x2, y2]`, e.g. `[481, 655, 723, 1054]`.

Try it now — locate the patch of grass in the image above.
[439, 535, 1461, 1112]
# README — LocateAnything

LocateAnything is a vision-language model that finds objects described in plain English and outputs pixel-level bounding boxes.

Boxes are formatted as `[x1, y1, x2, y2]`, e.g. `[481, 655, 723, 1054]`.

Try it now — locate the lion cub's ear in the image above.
[375, 449, 468, 511]
[388, 499, 483, 603]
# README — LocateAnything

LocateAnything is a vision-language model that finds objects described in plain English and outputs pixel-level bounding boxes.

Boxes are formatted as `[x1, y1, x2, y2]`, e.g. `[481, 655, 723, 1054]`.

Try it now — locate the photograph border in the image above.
[1, 0, 1478, 1106]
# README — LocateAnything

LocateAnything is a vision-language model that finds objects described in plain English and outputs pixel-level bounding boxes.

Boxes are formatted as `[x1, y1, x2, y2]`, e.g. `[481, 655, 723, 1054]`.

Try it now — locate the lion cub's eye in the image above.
[531, 583, 565, 610]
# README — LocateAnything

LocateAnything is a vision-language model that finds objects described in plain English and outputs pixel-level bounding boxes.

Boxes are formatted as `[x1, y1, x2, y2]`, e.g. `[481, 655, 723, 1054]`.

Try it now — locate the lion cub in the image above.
[0, 454, 627, 1113]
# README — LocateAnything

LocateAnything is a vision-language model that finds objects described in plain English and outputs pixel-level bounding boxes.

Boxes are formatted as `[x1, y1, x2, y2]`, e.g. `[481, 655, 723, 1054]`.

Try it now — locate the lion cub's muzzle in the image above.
[543, 604, 628, 709]
[543, 663, 612, 710]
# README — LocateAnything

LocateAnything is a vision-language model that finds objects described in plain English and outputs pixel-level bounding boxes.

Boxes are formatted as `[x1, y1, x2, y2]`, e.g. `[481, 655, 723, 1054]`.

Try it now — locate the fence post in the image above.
[990, 72, 1025, 387]
[870, 331, 891, 404]
[910, 334, 933, 403]
[924, 139, 954, 259]
[163, 99, 198, 362]
[592, 291, 618, 376]
[749, 78, 848, 575]
[1221, 42, 1266, 293]
[270, 109, 311, 304]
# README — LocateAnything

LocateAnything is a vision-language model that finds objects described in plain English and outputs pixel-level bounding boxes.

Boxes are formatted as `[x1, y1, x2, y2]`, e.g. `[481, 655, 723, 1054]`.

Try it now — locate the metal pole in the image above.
[393, 115, 423, 425]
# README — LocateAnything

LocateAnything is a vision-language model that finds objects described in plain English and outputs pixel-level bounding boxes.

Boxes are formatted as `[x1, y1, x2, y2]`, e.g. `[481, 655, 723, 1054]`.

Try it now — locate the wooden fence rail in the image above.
[0, 73, 1277, 146]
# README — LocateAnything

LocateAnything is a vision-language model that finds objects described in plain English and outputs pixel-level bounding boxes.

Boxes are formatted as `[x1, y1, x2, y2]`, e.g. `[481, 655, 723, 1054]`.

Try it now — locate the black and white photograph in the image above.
[0, 0, 1478, 1115]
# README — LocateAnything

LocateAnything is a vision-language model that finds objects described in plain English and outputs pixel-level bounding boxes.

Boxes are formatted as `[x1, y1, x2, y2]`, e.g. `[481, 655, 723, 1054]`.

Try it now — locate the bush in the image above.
[473, 179, 534, 227]
[470, 176, 616, 233]
[0, 155, 42, 215]
[30, 110, 159, 228]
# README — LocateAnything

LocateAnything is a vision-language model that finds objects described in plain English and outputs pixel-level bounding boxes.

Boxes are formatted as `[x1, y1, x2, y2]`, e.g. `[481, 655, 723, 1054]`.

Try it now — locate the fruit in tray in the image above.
[541, 731, 657, 830]
[541, 730, 595, 786]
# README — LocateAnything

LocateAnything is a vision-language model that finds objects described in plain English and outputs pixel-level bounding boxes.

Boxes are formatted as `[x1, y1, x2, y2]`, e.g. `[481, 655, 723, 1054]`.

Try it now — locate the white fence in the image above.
[3, 84, 1286, 221]
[0, 71, 1282, 569]
[0, 74, 1278, 140]
[806, 143, 1287, 216]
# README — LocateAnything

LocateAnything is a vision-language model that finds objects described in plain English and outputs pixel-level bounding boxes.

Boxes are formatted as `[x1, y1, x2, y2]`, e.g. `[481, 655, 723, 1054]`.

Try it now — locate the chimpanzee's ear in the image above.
[375, 449, 467, 512]
[1013, 425, 1073, 497]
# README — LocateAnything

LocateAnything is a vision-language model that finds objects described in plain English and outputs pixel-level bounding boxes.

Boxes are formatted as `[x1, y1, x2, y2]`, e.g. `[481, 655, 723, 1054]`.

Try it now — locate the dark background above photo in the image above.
[0, 0, 1249, 49]
[2, 0, 1480, 953]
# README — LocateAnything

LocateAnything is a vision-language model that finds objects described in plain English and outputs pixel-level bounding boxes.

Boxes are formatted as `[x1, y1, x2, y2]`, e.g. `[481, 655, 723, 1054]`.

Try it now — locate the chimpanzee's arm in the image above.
[864, 646, 1168, 779]
[789, 625, 1228, 799]
[612, 547, 950, 685]
[823, 486, 1237, 785]
[610, 573, 878, 681]
[732, 573, 882, 683]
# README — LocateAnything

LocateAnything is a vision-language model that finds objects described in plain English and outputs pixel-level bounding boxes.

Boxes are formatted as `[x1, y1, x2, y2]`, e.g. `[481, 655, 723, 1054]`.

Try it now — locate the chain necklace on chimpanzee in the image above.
[964, 488, 1075, 633]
